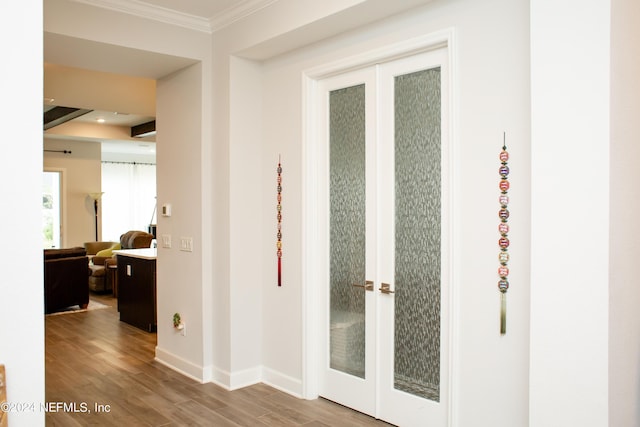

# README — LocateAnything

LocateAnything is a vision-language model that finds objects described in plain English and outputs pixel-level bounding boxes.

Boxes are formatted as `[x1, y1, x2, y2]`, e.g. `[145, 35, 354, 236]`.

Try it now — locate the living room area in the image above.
[43, 59, 158, 300]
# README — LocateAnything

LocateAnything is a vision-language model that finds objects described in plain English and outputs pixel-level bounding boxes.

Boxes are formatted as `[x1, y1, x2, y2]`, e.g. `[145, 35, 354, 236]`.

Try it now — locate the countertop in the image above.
[113, 248, 157, 260]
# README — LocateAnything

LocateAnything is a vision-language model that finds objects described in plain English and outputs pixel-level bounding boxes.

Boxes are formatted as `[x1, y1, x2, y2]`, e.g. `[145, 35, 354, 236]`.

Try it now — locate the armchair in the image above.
[84, 241, 120, 292]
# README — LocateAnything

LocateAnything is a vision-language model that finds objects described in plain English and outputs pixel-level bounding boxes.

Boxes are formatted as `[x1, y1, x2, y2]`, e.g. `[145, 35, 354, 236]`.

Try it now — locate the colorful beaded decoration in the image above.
[277, 157, 283, 287]
[498, 134, 509, 335]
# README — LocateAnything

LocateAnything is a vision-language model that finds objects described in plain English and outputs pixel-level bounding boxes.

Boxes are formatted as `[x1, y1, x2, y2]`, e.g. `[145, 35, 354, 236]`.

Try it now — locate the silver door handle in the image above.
[379, 282, 395, 294]
[352, 280, 374, 291]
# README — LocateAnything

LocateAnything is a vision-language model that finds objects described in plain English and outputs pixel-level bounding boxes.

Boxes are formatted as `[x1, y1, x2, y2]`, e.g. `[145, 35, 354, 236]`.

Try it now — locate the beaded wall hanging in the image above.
[277, 156, 283, 287]
[498, 134, 510, 335]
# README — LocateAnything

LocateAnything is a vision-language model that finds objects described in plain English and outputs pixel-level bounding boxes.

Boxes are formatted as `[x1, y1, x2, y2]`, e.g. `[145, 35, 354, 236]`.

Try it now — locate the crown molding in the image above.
[210, 0, 278, 32]
[73, 0, 211, 32]
[72, 0, 277, 34]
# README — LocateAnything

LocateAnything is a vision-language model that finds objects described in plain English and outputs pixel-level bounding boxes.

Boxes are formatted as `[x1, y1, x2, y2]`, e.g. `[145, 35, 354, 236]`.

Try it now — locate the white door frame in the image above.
[301, 28, 460, 424]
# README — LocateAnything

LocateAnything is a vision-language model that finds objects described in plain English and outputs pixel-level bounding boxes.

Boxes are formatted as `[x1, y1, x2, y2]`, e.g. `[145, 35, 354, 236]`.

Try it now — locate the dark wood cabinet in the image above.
[115, 250, 157, 332]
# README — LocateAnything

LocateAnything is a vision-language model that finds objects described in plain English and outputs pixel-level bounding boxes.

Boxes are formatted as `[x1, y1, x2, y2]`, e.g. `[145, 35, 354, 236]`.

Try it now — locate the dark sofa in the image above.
[44, 247, 90, 313]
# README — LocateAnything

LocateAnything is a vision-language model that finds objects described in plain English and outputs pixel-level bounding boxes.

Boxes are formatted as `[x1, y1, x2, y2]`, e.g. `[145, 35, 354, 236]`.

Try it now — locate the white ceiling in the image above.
[73, 110, 154, 127]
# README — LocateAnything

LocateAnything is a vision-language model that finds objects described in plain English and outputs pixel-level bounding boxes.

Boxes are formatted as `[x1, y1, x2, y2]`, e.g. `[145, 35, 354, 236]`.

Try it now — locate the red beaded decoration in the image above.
[277, 157, 283, 287]
[498, 134, 510, 335]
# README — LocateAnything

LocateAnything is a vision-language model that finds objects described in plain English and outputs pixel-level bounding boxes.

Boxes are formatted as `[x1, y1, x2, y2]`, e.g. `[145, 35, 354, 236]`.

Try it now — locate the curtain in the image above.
[101, 162, 156, 242]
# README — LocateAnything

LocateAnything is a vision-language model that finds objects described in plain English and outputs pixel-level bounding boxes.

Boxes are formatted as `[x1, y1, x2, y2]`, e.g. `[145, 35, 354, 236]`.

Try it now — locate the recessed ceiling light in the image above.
[96, 118, 105, 123]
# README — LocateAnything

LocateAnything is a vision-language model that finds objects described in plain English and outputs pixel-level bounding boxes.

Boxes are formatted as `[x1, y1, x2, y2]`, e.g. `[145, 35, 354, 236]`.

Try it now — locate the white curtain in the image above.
[101, 162, 156, 242]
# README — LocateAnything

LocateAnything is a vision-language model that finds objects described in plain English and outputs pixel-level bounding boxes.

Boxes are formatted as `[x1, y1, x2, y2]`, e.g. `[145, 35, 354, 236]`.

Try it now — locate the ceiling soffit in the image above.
[71, 0, 277, 33]
[44, 106, 92, 130]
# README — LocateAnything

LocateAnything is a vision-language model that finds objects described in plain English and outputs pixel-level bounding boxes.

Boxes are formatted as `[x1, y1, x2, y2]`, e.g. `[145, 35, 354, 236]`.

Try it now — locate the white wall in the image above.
[154, 63, 207, 380]
[609, 0, 640, 425]
[43, 138, 102, 246]
[228, 57, 264, 387]
[0, 0, 45, 426]
[530, 0, 610, 426]
[221, 0, 531, 424]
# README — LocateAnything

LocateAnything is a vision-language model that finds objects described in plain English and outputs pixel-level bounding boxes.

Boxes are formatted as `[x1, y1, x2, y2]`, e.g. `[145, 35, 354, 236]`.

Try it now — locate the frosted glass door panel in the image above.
[329, 84, 366, 378]
[393, 68, 442, 401]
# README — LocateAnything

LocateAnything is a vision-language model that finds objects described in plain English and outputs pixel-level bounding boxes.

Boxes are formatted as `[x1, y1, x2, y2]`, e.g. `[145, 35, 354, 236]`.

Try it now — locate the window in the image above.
[42, 170, 62, 248]
[101, 162, 156, 241]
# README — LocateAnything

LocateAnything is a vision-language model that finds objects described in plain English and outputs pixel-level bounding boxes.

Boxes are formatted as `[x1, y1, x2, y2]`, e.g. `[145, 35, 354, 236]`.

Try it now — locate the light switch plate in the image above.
[180, 237, 193, 252]
[161, 234, 171, 248]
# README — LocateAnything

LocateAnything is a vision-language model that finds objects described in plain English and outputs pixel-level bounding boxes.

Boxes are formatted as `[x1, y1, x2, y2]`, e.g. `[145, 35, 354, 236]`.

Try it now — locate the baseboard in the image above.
[209, 365, 261, 390]
[230, 366, 262, 390]
[154, 351, 303, 399]
[154, 346, 207, 383]
[209, 365, 231, 389]
[262, 366, 303, 398]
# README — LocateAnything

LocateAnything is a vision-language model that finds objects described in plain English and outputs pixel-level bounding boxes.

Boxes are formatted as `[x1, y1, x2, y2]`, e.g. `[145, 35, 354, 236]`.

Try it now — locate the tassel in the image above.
[277, 156, 283, 287]
[500, 292, 507, 335]
[498, 133, 510, 335]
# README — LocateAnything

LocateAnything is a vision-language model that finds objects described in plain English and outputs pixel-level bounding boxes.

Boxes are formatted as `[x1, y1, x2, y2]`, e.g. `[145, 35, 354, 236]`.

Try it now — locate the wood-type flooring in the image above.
[45, 293, 392, 426]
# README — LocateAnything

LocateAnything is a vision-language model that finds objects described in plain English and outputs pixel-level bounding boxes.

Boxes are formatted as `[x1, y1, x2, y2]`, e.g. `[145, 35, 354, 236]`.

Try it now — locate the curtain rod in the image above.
[44, 149, 72, 154]
[101, 160, 156, 166]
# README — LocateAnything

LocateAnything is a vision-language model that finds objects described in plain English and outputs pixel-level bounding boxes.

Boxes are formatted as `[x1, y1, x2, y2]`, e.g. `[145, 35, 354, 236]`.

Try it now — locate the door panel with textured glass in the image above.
[318, 48, 449, 427]
[377, 50, 449, 427]
[318, 67, 378, 417]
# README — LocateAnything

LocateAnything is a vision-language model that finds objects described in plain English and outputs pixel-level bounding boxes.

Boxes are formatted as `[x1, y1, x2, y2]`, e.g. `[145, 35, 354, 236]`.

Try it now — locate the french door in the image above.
[317, 48, 450, 427]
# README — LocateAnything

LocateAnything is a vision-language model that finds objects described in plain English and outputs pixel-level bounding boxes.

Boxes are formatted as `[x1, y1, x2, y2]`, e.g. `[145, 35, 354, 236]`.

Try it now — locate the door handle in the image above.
[352, 280, 374, 291]
[379, 282, 395, 294]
